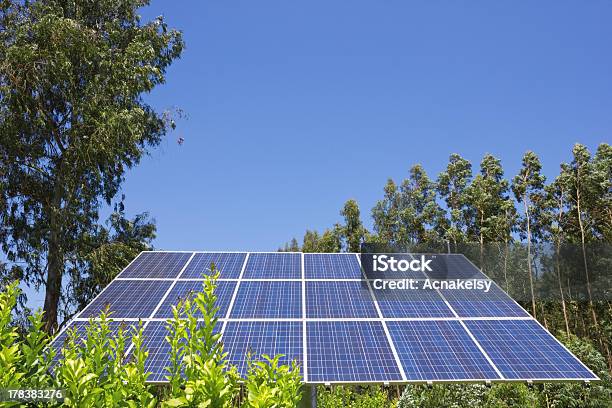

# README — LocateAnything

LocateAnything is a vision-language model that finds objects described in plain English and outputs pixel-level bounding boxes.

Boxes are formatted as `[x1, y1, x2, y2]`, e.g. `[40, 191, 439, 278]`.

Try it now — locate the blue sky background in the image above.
[26, 1, 612, 308]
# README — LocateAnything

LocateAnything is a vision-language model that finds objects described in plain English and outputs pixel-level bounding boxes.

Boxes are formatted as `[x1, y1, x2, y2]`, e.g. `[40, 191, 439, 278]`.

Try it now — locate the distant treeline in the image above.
[281, 143, 612, 372]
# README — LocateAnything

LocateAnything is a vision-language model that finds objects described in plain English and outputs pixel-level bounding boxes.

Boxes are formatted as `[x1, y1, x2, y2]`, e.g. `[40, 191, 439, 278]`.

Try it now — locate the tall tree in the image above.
[512, 151, 546, 317]
[437, 154, 472, 248]
[340, 199, 366, 252]
[465, 154, 511, 268]
[592, 144, 612, 242]
[398, 165, 443, 245]
[0, 0, 184, 332]
[372, 179, 401, 244]
[558, 144, 602, 328]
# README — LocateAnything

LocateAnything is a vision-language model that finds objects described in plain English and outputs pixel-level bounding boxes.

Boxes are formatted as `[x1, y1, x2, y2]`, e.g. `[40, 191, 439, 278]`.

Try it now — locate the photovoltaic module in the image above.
[52, 251, 598, 384]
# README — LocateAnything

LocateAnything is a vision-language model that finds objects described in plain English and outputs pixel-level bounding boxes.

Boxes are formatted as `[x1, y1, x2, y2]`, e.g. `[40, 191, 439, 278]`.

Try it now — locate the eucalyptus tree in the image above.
[558, 144, 602, 328]
[372, 179, 401, 245]
[398, 165, 444, 246]
[437, 154, 473, 249]
[0, 0, 184, 332]
[465, 154, 511, 269]
[340, 199, 366, 252]
[512, 151, 546, 317]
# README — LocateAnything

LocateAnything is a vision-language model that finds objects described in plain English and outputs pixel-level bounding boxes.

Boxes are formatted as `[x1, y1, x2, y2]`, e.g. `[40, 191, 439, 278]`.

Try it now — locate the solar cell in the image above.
[306, 321, 403, 382]
[304, 253, 363, 279]
[387, 321, 499, 381]
[243, 253, 301, 279]
[230, 281, 302, 318]
[306, 281, 377, 318]
[222, 321, 303, 377]
[465, 320, 598, 380]
[118, 252, 193, 278]
[374, 286, 454, 318]
[181, 252, 247, 279]
[80, 280, 172, 318]
[441, 285, 530, 318]
[153, 280, 236, 318]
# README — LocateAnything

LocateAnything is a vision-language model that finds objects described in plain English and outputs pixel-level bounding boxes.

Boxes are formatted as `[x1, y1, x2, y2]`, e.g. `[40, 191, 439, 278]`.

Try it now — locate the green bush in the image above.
[317, 385, 396, 408]
[0, 273, 303, 407]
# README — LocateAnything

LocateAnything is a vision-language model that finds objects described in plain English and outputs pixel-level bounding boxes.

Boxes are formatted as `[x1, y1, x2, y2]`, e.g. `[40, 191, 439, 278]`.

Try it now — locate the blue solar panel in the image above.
[307, 321, 403, 382]
[140, 321, 222, 382]
[306, 281, 378, 318]
[465, 320, 597, 380]
[387, 321, 499, 381]
[222, 321, 303, 377]
[80, 280, 172, 318]
[181, 252, 246, 279]
[304, 253, 363, 279]
[118, 252, 193, 278]
[230, 281, 301, 318]
[441, 285, 530, 318]
[374, 285, 454, 318]
[153, 281, 236, 318]
[243, 253, 301, 279]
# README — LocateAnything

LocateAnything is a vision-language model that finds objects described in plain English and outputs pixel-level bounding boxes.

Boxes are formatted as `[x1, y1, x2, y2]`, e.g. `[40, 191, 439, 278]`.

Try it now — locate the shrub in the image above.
[0, 272, 303, 407]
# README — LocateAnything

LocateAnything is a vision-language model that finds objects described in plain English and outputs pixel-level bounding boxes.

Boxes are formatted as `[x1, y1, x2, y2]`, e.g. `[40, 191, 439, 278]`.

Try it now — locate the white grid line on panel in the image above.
[220, 253, 250, 336]
[301, 252, 308, 382]
[356, 253, 407, 382]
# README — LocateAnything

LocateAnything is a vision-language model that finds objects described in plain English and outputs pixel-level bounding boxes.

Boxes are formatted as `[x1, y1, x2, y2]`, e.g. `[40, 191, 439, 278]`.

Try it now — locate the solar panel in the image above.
[57, 251, 598, 385]
[230, 281, 302, 318]
[304, 253, 363, 279]
[387, 321, 499, 381]
[181, 252, 246, 279]
[153, 280, 236, 318]
[306, 281, 377, 318]
[80, 280, 172, 318]
[306, 321, 403, 382]
[243, 253, 301, 279]
[118, 252, 192, 278]
[465, 320, 598, 380]
[223, 321, 303, 377]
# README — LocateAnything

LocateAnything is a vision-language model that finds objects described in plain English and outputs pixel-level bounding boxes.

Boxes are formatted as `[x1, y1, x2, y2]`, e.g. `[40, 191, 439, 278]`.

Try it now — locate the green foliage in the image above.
[162, 270, 302, 407]
[162, 269, 239, 407]
[0, 0, 183, 331]
[244, 354, 302, 408]
[537, 333, 612, 408]
[317, 386, 395, 408]
[0, 282, 55, 407]
[54, 312, 157, 407]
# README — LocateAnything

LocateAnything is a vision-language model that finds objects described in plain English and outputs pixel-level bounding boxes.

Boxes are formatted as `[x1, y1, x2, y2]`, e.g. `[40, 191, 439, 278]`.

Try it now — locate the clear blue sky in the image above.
[122, 1, 610, 252]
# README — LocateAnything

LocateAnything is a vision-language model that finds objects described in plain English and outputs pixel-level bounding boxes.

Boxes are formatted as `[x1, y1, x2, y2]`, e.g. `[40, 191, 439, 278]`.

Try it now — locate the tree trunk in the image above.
[523, 197, 537, 318]
[43, 182, 63, 333]
[503, 238, 509, 293]
[555, 240, 570, 336]
[576, 190, 598, 328]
